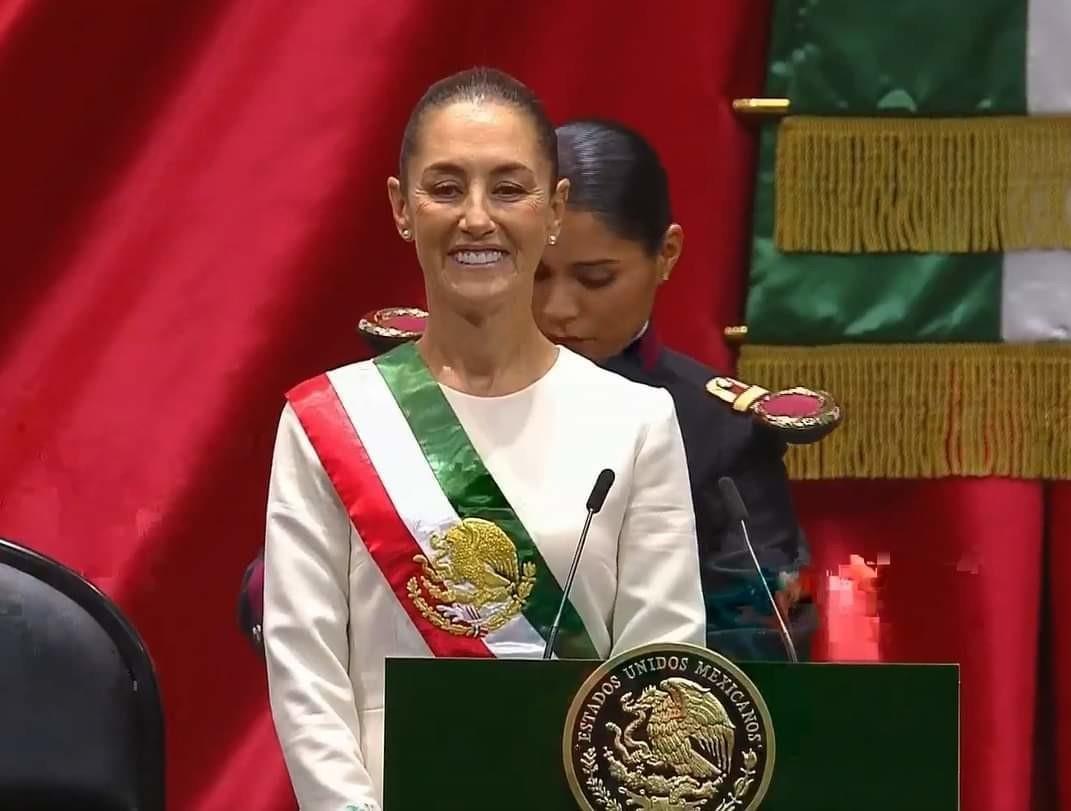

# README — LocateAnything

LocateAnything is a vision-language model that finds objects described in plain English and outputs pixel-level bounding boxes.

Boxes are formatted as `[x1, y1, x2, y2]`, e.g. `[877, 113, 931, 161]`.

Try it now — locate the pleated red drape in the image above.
[1048, 483, 1071, 810]
[794, 479, 1062, 810]
[0, 2, 1064, 810]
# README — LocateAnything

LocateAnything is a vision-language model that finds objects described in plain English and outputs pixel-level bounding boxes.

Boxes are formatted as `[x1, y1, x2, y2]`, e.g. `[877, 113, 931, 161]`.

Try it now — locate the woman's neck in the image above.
[416, 299, 557, 397]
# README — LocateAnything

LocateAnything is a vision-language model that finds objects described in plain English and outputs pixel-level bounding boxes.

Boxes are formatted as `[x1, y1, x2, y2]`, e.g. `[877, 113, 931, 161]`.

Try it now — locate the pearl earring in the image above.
[400, 228, 411, 240]
[548, 234, 558, 246]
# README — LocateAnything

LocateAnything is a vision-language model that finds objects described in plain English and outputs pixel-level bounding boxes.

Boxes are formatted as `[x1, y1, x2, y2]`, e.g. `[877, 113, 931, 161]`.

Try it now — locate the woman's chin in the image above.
[441, 271, 521, 308]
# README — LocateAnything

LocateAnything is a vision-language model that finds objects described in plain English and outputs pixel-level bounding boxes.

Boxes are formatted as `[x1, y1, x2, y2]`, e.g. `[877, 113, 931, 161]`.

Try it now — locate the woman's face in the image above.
[388, 100, 568, 313]
[534, 210, 682, 361]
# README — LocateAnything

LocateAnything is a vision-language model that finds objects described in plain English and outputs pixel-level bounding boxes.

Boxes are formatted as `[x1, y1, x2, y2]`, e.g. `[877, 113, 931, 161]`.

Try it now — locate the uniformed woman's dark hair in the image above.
[556, 120, 672, 257]
[399, 67, 558, 187]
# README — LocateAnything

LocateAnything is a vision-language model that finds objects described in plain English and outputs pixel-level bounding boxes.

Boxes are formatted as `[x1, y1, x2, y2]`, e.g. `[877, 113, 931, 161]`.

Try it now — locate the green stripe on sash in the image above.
[374, 343, 598, 660]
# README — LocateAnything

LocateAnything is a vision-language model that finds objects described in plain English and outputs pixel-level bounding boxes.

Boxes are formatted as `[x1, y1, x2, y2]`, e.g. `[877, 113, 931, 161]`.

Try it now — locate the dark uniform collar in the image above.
[622, 321, 662, 372]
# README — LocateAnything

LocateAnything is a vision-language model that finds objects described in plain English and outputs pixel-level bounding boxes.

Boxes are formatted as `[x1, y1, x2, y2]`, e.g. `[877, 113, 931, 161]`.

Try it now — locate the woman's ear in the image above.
[548, 178, 570, 240]
[657, 224, 684, 283]
[387, 177, 412, 240]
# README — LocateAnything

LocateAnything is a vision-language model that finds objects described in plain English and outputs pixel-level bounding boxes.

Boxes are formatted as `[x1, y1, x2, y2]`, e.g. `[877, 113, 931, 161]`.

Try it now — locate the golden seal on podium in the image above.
[563, 643, 775, 811]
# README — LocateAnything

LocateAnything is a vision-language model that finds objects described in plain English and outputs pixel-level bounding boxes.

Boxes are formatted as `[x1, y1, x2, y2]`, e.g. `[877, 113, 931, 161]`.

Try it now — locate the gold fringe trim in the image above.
[738, 343, 1071, 480]
[775, 116, 1071, 253]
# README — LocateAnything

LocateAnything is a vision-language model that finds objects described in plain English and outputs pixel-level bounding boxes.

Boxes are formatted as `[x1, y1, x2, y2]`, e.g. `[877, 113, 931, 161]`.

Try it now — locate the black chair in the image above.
[0, 537, 165, 810]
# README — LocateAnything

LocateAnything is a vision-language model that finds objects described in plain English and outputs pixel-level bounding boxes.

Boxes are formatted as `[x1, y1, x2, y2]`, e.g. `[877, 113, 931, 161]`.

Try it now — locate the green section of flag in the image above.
[747, 129, 1003, 344]
[766, 0, 1027, 116]
[745, 0, 1029, 344]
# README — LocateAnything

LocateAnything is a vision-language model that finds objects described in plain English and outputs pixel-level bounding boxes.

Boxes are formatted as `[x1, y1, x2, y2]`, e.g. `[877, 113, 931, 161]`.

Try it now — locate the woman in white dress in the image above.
[262, 67, 705, 811]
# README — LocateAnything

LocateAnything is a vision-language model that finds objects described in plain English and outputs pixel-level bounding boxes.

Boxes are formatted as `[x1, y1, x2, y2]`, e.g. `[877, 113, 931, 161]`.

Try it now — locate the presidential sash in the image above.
[286, 343, 597, 660]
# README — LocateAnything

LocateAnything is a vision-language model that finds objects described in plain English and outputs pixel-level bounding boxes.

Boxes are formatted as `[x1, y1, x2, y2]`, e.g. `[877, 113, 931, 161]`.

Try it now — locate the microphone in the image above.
[717, 476, 799, 663]
[543, 468, 615, 659]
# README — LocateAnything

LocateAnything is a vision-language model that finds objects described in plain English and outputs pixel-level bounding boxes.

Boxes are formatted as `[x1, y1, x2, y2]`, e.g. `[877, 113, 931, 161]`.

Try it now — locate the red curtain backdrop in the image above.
[794, 479, 1058, 811]
[0, 2, 1065, 810]
[1048, 483, 1071, 810]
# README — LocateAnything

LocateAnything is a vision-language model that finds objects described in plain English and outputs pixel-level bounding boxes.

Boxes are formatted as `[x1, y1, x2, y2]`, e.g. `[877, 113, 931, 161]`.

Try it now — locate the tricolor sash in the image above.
[286, 343, 597, 660]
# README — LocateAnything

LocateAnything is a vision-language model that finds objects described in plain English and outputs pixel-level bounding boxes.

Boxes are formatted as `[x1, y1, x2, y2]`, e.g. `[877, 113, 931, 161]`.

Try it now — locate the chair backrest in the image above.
[0, 538, 165, 810]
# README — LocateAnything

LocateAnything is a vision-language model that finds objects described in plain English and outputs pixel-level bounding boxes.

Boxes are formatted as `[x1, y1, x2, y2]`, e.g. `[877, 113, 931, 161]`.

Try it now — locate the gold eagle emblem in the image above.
[603, 678, 741, 809]
[406, 517, 535, 637]
[626, 678, 736, 779]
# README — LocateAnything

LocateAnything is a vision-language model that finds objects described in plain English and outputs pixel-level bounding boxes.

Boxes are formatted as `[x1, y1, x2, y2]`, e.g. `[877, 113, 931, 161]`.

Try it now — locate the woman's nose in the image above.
[539, 282, 581, 324]
[459, 193, 494, 237]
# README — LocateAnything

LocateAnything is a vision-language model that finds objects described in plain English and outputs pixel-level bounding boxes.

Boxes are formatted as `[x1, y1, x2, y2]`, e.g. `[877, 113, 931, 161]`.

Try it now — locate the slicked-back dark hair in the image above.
[556, 119, 672, 256]
[399, 66, 558, 187]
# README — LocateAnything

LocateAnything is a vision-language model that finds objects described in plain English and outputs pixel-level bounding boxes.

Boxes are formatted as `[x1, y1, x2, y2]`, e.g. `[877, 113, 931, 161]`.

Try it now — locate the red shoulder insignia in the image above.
[705, 375, 842, 444]
[356, 306, 427, 354]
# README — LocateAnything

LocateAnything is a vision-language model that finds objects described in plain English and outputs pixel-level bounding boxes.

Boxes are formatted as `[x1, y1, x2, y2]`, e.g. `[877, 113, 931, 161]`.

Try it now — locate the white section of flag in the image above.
[1001, 0, 1071, 342]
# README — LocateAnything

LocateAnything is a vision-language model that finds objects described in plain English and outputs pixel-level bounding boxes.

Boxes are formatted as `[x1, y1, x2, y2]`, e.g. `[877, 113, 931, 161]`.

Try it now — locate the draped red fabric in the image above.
[0, 2, 1064, 810]
[793, 479, 1051, 811]
[0, 2, 768, 809]
[1049, 483, 1071, 811]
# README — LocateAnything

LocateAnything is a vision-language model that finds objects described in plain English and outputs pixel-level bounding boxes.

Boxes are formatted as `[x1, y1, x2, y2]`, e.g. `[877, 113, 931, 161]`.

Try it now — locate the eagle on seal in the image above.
[632, 677, 736, 779]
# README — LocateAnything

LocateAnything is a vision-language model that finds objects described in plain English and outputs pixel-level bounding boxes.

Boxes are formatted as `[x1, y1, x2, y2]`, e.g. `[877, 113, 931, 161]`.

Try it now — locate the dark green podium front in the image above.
[383, 658, 958, 810]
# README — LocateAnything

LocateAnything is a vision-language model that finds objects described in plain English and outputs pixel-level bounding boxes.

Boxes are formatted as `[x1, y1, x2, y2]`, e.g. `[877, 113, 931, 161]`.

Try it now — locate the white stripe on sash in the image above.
[329, 363, 550, 658]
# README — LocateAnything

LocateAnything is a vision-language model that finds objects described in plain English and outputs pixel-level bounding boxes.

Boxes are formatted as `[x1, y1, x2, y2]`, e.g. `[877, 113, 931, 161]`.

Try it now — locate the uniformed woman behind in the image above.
[536, 119, 816, 662]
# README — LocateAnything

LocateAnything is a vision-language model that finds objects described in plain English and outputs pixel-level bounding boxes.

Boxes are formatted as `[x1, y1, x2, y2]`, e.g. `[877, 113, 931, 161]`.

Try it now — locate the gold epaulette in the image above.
[705, 375, 842, 445]
[356, 306, 427, 353]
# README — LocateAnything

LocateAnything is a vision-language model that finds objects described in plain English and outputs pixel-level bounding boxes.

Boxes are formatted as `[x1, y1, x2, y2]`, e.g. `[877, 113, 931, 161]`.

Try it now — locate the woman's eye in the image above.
[580, 275, 615, 290]
[430, 183, 462, 199]
[495, 184, 526, 198]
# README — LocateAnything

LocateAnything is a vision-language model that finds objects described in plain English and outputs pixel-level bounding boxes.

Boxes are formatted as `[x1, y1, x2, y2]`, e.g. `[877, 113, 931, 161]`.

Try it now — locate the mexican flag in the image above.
[739, 0, 1071, 480]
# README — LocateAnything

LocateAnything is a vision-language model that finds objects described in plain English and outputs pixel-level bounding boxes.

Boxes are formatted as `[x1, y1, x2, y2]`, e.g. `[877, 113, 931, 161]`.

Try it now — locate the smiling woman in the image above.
[386, 75, 565, 348]
[259, 68, 706, 811]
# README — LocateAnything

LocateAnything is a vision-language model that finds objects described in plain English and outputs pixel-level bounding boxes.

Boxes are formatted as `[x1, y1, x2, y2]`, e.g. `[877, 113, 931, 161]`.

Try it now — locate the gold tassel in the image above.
[738, 343, 1071, 480]
[775, 116, 1071, 253]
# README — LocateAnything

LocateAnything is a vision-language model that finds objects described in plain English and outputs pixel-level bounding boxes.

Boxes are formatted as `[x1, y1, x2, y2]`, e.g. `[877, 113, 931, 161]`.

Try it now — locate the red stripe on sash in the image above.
[287, 374, 492, 658]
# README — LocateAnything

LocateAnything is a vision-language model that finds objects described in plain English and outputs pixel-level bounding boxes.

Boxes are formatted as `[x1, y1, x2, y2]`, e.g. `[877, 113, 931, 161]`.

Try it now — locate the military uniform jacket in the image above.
[601, 327, 815, 661]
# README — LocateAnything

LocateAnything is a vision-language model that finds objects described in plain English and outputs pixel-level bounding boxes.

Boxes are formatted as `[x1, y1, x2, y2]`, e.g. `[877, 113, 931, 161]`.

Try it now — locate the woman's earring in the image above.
[400, 228, 412, 241]
[548, 234, 558, 246]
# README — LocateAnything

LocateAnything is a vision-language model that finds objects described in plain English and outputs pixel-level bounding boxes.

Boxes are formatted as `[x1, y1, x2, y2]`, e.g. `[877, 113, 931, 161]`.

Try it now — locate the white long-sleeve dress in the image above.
[263, 344, 704, 811]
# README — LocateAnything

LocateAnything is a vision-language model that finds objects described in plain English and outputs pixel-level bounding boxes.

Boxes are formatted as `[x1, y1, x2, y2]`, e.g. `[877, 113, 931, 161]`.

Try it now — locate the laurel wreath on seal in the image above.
[713, 749, 760, 811]
[581, 746, 623, 811]
[580, 745, 760, 811]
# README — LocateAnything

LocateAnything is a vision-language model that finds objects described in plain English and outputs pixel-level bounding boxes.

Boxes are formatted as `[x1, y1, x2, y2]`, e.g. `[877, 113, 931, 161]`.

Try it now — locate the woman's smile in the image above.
[448, 246, 510, 270]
